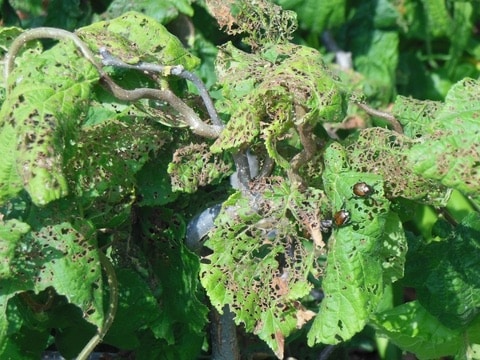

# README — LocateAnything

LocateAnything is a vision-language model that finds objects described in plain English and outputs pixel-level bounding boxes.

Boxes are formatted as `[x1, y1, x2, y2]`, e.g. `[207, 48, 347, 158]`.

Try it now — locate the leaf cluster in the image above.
[1, 0, 480, 359]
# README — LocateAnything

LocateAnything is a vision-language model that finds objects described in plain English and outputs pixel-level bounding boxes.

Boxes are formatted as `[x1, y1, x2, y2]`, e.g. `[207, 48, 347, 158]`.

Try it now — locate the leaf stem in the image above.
[76, 251, 118, 360]
[355, 102, 403, 134]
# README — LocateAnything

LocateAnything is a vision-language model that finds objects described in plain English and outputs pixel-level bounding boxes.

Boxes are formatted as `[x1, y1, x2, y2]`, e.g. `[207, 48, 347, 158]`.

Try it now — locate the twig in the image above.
[4, 27, 104, 90]
[355, 102, 403, 134]
[99, 79, 223, 138]
[4, 27, 223, 139]
[99, 47, 223, 127]
[76, 251, 118, 360]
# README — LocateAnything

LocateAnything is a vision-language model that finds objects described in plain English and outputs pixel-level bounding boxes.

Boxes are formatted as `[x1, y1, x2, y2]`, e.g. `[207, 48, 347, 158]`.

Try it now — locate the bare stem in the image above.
[4, 27, 223, 138]
[288, 106, 317, 188]
[4, 27, 105, 90]
[76, 251, 118, 360]
[100, 78, 223, 138]
[99, 48, 223, 128]
[355, 102, 403, 134]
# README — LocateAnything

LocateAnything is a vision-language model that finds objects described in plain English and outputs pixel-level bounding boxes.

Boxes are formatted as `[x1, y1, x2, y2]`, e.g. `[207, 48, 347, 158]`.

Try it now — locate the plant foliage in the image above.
[1, 0, 480, 359]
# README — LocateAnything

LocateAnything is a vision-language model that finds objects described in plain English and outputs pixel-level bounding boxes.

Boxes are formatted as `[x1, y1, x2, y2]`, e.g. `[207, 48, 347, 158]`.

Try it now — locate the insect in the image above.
[333, 209, 350, 227]
[353, 182, 374, 198]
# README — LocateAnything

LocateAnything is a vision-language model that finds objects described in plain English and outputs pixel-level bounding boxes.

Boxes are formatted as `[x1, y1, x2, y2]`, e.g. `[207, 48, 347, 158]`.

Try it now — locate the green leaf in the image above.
[0, 295, 51, 359]
[103, 268, 164, 349]
[308, 229, 382, 345]
[350, 30, 399, 103]
[105, 0, 194, 23]
[446, 2, 473, 76]
[278, 0, 345, 34]
[135, 328, 204, 360]
[137, 207, 208, 350]
[201, 178, 327, 357]
[404, 213, 480, 329]
[392, 95, 443, 138]
[28, 222, 104, 328]
[43, 0, 92, 30]
[0, 219, 30, 280]
[420, 0, 451, 38]
[136, 157, 178, 207]
[167, 143, 233, 193]
[408, 78, 480, 198]
[371, 301, 463, 359]
[308, 143, 407, 345]
[0, 39, 99, 206]
[44, 301, 96, 358]
[77, 11, 199, 69]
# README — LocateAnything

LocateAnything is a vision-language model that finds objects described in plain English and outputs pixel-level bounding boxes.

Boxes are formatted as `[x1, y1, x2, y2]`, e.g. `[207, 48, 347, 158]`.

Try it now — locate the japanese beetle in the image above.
[353, 182, 374, 198]
[333, 209, 350, 227]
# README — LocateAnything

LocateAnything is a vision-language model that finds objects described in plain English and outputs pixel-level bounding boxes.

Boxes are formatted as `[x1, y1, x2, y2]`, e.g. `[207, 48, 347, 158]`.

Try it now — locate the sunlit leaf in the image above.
[77, 11, 199, 69]
[0, 39, 99, 206]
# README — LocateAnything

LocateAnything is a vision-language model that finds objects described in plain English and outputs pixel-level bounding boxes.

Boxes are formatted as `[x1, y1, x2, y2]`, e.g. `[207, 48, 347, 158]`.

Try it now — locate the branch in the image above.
[355, 102, 403, 134]
[4, 27, 223, 139]
[100, 78, 223, 138]
[4, 27, 105, 90]
[99, 48, 223, 126]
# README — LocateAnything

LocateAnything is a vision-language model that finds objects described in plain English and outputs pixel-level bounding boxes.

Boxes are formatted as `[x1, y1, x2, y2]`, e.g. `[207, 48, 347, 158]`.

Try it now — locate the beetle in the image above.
[353, 182, 374, 198]
[333, 209, 350, 227]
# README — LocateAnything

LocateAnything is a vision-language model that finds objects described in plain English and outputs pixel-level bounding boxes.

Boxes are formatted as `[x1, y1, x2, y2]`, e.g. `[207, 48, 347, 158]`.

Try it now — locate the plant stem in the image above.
[100, 79, 223, 138]
[4, 27, 223, 139]
[76, 251, 118, 360]
[355, 102, 403, 134]
[4, 27, 104, 89]
[210, 305, 240, 360]
[99, 48, 223, 127]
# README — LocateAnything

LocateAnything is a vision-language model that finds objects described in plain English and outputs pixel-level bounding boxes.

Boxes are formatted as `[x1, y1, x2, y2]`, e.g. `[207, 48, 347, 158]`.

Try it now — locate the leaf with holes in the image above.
[212, 42, 347, 169]
[200, 177, 327, 358]
[0, 123, 23, 206]
[25, 222, 104, 328]
[0, 219, 30, 281]
[408, 78, 480, 200]
[206, 0, 297, 49]
[105, 0, 194, 24]
[308, 142, 407, 346]
[345, 128, 450, 205]
[77, 11, 199, 69]
[65, 117, 170, 228]
[168, 143, 233, 193]
[0, 39, 99, 206]
[392, 96, 442, 138]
